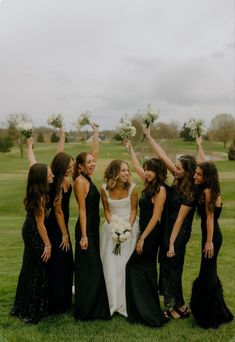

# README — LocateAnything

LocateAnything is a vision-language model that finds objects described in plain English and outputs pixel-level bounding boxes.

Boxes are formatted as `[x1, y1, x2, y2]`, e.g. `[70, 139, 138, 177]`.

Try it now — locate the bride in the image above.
[100, 159, 139, 317]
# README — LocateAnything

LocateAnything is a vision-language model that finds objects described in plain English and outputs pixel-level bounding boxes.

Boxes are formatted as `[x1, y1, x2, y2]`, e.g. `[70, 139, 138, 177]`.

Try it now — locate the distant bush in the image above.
[37, 132, 44, 143]
[0, 136, 14, 153]
[228, 140, 235, 160]
[50, 131, 60, 143]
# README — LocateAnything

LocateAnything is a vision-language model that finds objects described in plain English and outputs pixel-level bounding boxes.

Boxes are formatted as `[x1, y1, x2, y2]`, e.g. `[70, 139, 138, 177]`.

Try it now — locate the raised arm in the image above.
[143, 126, 175, 175]
[27, 137, 37, 167]
[56, 127, 65, 153]
[196, 136, 206, 163]
[124, 141, 146, 182]
[167, 205, 193, 257]
[91, 123, 99, 160]
[136, 186, 166, 254]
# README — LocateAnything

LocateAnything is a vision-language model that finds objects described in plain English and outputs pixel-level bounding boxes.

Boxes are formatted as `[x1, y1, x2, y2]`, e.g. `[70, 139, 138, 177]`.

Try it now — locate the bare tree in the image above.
[209, 113, 235, 148]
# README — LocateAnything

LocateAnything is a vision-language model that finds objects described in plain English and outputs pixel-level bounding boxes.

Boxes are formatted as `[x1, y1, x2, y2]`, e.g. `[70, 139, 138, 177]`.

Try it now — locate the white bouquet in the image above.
[16, 120, 33, 139]
[75, 111, 99, 130]
[142, 104, 159, 141]
[109, 215, 133, 255]
[186, 118, 207, 138]
[116, 115, 136, 140]
[47, 113, 63, 129]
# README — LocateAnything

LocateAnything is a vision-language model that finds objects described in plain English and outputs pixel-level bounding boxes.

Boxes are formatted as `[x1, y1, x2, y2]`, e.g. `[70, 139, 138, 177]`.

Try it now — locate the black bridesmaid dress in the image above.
[11, 214, 49, 323]
[190, 204, 233, 328]
[126, 191, 165, 327]
[46, 185, 74, 314]
[159, 186, 195, 308]
[74, 174, 110, 320]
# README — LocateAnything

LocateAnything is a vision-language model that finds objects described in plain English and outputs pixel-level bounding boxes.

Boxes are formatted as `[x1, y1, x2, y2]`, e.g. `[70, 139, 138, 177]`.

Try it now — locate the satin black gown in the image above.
[190, 203, 233, 328]
[159, 185, 195, 308]
[11, 214, 49, 323]
[126, 190, 166, 327]
[46, 185, 74, 314]
[74, 175, 110, 320]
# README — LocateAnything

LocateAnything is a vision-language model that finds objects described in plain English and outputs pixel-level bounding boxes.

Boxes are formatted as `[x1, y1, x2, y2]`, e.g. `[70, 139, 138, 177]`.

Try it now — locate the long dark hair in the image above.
[174, 154, 196, 201]
[197, 161, 220, 211]
[104, 159, 131, 190]
[142, 158, 167, 195]
[73, 152, 92, 181]
[50, 152, 73, 202]
[24, 163, 50, 215]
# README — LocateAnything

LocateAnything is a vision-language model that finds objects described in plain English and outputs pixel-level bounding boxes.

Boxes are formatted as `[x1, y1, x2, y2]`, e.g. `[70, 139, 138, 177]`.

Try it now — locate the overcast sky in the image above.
[0, 0, 234, 130]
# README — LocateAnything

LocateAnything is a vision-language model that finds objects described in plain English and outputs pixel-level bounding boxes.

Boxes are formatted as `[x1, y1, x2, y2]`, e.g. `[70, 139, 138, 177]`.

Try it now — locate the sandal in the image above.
[172, 305, 190, 319]
[164, 306, 190, 320]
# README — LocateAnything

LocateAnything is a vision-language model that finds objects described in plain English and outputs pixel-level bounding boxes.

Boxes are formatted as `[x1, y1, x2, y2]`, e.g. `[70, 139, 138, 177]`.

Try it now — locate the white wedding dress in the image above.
[100, 183, 139, 317]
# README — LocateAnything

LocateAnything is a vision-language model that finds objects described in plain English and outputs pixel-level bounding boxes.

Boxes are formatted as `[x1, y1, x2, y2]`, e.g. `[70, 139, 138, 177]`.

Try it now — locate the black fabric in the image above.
[190, 204, 233, 328]
[46, 185, 74, 314]
[11, 215, 49, 323]
[126, 191, 165, 327]
[74, 177, 110, 320]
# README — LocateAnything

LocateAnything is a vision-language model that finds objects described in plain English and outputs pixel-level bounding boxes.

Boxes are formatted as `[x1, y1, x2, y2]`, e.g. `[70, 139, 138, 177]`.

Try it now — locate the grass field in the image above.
[0, 139, 234, 341]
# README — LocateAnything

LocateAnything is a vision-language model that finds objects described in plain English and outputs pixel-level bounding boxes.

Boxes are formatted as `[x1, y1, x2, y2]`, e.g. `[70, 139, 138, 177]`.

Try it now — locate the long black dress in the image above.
[74, 174, 110, 320]
[126, 191, 166, 327]
[11, 214, 49, 323]
[190, 203, 233, 328]
[159, 186, 195, 308]
[46, 185, 74, 314]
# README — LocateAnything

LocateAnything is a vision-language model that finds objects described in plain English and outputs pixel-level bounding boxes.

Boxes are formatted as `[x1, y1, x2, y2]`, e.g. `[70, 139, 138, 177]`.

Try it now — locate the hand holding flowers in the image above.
[142, 104, 159, 142]
[110, 215, 133, 255]
[15, 119, 33, 139]
[75, 111, 99, 130]
[47, 113, 63, 129]
[116, 115, 136, 141]
[186, 118, 207, 139]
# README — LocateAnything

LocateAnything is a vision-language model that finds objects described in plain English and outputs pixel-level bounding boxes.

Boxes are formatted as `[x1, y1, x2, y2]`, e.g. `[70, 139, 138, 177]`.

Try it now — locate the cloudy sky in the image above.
[0, 0, 234, 130]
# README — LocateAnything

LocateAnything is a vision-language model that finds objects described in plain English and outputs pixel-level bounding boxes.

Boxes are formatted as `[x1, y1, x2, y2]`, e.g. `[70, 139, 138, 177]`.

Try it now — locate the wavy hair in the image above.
[50, 152, 74, 203]
[142, 158, 167, 195]
[197, 161, 220, 211]
[104, 159, 131, 190]
[173, 154, 196, 201]
[24, 163, 50, 215]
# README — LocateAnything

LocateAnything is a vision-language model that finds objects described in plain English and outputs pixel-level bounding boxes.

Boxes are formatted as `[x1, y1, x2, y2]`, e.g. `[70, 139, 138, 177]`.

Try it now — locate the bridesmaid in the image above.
[73, 123, 110, 320]
[125, 141, 168, 327]
[27, 129, 74, 314]
[11, 163, 54, 323]
[189, 137, 233, 328]
[143, 126, 196, 318]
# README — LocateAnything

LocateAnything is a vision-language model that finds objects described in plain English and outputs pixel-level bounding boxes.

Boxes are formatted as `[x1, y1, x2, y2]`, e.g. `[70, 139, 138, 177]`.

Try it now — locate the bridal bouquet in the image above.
[110, 215, 132, 255]
[47, 113, 63, 129]
[74, 111, 99, 130]
[116, 115, 136, 140]
[142, 104, 159, 141]
[15, 120, 33, 138]
[186, 118, 207, 138]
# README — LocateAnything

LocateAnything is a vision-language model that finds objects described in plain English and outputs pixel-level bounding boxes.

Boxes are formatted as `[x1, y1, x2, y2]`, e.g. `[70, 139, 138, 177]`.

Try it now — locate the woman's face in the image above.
[118, 163, 130, 183]
[144, 168, 156, 183]
[194, 166, 204, 185]
[65, 159, 74, 177]
[47, 167, 54, 184]
[174, 160, 186, 179]
[81, 154, 96, 176]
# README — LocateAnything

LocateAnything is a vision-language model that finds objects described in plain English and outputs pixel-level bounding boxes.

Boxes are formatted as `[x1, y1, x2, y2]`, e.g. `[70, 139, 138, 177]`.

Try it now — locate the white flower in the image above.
[15, 120, 33, 138]
[116, 115, 136, 140]
[186, 119, 207, 138]
[74, 111, 99, 130]
[143, 104, 159, 127]
[47, 113, 63, 128]
[109, 215, 133, 255]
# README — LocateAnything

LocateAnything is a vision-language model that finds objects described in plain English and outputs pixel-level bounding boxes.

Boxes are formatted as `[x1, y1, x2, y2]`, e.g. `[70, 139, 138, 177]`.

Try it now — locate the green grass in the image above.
[0, 139, 234, 341]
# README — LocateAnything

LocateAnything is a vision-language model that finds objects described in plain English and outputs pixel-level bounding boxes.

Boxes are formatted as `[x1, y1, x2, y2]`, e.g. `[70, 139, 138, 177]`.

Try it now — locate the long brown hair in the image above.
[24, 163, 50, 215]
[197, 161, 220, 211]
[173, 154, 196, 201]
[73, 152, 92, 181]
[104, 159, 131, 190]
[142, 158, 167, 195]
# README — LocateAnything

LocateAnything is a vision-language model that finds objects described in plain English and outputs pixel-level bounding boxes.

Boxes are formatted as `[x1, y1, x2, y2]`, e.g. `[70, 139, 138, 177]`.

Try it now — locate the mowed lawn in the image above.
[0, 139, 234, 342]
